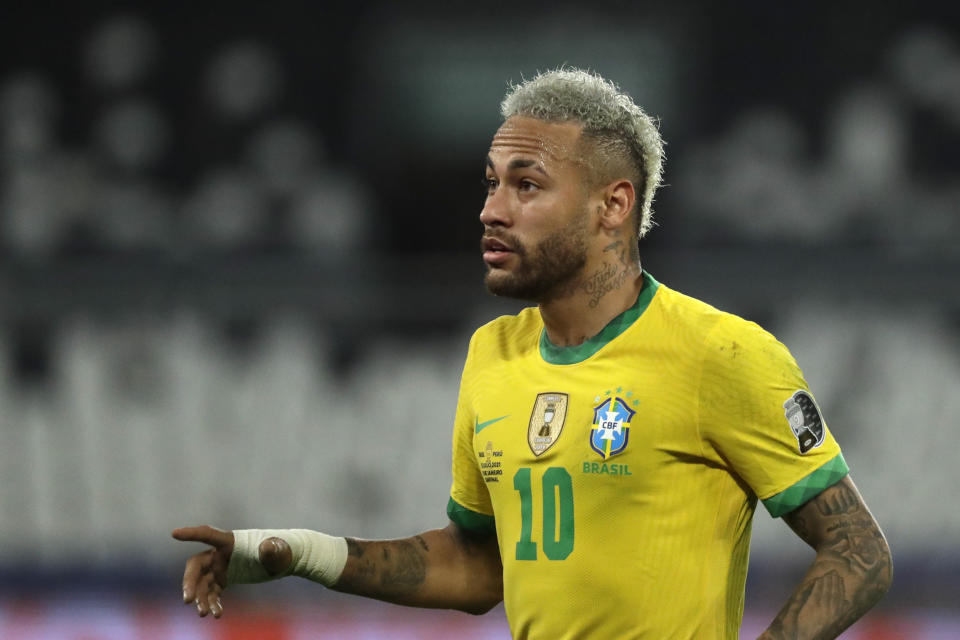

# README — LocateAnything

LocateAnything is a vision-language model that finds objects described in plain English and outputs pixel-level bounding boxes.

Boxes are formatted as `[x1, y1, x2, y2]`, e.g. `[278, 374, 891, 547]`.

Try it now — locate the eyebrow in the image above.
[485, 155, 549, 176]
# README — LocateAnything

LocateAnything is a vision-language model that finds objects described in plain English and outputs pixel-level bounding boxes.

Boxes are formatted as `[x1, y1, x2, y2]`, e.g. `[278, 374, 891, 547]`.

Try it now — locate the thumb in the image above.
[172, 525, 232, 549]
[259, 537, 293, 576]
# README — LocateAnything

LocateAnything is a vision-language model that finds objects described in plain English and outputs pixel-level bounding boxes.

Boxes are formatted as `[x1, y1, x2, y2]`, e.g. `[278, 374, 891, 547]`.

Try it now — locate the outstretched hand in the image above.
[172, 525, 234, 618]
[172, 525, 295, 619]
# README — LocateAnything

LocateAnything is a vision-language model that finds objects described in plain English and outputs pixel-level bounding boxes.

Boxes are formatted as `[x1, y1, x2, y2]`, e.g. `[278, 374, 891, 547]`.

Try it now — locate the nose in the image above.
[479, 186, 512, 228]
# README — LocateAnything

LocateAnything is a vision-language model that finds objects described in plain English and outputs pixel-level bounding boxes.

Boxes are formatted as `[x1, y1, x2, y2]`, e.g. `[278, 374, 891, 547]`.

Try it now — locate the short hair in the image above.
[500, 68, 665, 238]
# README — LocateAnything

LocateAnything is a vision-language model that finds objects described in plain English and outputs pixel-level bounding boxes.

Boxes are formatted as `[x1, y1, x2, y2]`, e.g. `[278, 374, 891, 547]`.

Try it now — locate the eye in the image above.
[482, 176, 498, 194]
[518, 179, 539, 192]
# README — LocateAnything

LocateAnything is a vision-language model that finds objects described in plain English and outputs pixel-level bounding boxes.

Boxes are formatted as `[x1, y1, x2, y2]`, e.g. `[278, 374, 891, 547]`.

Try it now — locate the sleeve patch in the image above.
[783, 390, 825, 454]
[447, 497, 496, 535]
[761, 453, 850, 518]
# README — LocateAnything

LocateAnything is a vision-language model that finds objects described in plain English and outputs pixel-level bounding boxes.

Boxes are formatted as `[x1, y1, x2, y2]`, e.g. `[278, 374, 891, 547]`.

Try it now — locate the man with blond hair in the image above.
[174, 68, 892, 639]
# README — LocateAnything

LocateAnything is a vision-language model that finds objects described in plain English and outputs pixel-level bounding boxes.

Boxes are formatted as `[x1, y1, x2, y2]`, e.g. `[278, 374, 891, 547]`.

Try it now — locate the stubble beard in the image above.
[483, 211, 590, 303]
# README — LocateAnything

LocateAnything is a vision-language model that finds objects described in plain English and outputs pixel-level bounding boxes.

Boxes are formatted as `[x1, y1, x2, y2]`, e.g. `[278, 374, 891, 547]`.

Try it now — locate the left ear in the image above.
[596, 179, 635, 231]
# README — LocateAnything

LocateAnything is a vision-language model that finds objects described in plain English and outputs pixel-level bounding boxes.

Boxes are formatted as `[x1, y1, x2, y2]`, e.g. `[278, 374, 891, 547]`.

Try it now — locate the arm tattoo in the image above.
[765, 479, 892, 639]
[790, 514, 810, 541]
[814, 483, 858, 516]
[339, 538, 427, 597]
[414, 535, 430, 552]
[347, 539, 365, 557]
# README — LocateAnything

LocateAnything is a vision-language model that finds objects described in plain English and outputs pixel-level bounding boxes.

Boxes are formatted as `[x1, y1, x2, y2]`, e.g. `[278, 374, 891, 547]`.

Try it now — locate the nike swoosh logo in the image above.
[475, 415, 510, 433]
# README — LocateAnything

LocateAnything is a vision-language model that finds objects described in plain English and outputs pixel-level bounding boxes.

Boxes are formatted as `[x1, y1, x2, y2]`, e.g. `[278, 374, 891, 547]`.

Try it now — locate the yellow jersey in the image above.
[447, 272, 847, 639]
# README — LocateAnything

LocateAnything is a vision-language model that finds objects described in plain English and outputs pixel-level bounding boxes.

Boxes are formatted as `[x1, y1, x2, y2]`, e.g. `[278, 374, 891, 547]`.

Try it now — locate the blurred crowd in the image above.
[5, 12, 960, 258]
[1, 14, 373, 258]
[678, 26, 960, 249]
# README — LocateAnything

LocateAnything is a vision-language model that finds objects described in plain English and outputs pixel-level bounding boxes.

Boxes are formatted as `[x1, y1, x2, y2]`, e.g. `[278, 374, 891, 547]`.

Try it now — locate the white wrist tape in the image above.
[227, 529, 348, 587]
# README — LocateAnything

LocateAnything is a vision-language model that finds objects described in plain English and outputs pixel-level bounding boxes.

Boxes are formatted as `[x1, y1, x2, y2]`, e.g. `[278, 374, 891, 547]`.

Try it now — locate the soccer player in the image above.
[173, 68, 892, 639]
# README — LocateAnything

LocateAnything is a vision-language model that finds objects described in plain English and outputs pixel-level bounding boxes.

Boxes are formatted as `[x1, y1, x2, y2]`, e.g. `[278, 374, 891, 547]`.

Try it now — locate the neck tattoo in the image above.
[579, 238, 637, 308]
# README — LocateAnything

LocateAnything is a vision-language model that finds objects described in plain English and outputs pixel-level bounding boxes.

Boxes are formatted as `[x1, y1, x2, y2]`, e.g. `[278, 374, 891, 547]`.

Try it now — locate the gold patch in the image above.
[527, 392, 568, 456]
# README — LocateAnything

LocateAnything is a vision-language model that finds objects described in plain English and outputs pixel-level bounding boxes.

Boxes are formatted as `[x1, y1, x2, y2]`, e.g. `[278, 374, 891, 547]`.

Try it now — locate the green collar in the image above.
[539, 271, 660, 365]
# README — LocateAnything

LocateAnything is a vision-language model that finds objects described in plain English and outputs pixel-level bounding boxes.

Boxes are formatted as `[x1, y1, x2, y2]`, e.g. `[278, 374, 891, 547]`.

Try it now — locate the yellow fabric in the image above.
[449, 278, 843, 639]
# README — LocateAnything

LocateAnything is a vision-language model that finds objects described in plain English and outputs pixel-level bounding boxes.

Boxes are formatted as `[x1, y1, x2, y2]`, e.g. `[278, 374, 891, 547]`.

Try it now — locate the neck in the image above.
[539, 255, 643, 347]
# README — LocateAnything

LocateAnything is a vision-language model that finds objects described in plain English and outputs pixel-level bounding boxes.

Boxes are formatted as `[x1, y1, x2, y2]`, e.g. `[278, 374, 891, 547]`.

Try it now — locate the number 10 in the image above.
[513, 467, 574, 561]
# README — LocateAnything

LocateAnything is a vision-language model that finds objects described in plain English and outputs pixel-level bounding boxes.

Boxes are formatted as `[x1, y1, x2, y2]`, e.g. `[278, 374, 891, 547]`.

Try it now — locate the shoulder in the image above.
[651, 281, 794, 371]
[652, 283, 727, 330]
[703, 310, 794, 373]
[657, 282, 773, 340]
[647, 282, 752, 350]
[468, 306, 542, 357]
[658, 289, 808, 402]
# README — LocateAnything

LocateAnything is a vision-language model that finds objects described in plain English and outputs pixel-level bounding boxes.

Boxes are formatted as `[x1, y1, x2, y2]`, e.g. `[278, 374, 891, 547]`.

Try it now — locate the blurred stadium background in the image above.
[1, 1, 958, 637]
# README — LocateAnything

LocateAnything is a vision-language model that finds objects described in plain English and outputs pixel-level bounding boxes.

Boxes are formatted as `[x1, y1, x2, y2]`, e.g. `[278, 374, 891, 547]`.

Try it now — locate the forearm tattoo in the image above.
[765, 480, 893, 639]
[338, 538, 428, 597]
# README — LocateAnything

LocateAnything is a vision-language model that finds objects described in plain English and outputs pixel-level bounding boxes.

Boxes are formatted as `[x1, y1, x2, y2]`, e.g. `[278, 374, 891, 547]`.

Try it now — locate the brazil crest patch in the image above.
[590, 396, 635, 459]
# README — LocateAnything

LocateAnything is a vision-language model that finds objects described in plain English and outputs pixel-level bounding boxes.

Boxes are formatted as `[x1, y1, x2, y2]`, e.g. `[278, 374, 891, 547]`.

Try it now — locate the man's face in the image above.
[480, 116, 594, 302]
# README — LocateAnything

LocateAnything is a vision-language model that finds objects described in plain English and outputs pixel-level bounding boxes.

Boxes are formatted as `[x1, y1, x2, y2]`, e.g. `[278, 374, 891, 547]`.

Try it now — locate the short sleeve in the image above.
[447, 331, 496, 534]
[697, 315, 848, 518]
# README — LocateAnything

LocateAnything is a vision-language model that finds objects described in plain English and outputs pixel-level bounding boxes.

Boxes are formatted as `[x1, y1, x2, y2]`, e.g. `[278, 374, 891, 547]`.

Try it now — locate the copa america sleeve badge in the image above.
[782, 390, 825, 454]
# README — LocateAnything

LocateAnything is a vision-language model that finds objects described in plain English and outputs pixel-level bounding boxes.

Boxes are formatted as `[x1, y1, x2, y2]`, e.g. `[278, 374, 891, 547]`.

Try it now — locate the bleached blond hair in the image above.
[501, 68, 665, 238]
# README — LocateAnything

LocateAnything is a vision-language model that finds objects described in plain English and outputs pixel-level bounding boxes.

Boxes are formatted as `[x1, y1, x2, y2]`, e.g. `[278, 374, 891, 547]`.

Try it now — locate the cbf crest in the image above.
[528, 392, 568, 456]
[590, 396, 636, 459]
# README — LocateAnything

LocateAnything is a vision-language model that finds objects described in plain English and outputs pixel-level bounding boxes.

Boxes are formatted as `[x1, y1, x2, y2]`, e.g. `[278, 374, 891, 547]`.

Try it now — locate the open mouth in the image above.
[482, 237, 515, 265]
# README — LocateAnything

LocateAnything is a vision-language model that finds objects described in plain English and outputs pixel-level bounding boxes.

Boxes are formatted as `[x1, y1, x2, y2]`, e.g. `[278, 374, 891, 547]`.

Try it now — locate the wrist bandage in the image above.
[227, 529, 348, 587]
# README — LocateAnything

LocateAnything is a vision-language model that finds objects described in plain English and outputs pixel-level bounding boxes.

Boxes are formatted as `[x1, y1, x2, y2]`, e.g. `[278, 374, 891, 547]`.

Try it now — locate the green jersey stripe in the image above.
[762, 453, 850, 518]
[447, 497, 496, 534]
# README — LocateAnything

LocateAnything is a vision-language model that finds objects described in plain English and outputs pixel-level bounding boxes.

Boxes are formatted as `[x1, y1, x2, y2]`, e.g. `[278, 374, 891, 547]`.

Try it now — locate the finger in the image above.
[195, 572, 215, 617]
[172, 525, 231, 548]
[211, 549, 230, 589]
[207, 588, 223, 619]
[182, 551, 213, 603]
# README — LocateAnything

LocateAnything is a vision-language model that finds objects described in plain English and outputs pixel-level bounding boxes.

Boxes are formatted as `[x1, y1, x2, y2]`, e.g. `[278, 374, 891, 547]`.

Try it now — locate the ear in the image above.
[596, 179, 636, 232]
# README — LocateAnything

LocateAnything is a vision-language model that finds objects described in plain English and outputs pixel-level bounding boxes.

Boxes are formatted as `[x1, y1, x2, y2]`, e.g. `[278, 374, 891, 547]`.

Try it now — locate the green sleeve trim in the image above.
[447, 497, 496, 535]
[762, 453, 850, 518]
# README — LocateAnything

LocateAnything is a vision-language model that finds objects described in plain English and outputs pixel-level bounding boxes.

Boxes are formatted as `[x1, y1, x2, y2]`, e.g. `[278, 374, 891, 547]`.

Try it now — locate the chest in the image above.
[469, 354, 702, 501]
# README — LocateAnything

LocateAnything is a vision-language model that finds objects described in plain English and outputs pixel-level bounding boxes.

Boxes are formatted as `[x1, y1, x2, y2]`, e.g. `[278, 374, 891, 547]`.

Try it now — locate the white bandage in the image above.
[227, 529, 348, 587]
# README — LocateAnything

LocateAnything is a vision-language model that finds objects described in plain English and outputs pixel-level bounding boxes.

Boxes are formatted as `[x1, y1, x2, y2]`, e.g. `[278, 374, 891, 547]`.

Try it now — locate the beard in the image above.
[483, 210, 590, 303]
